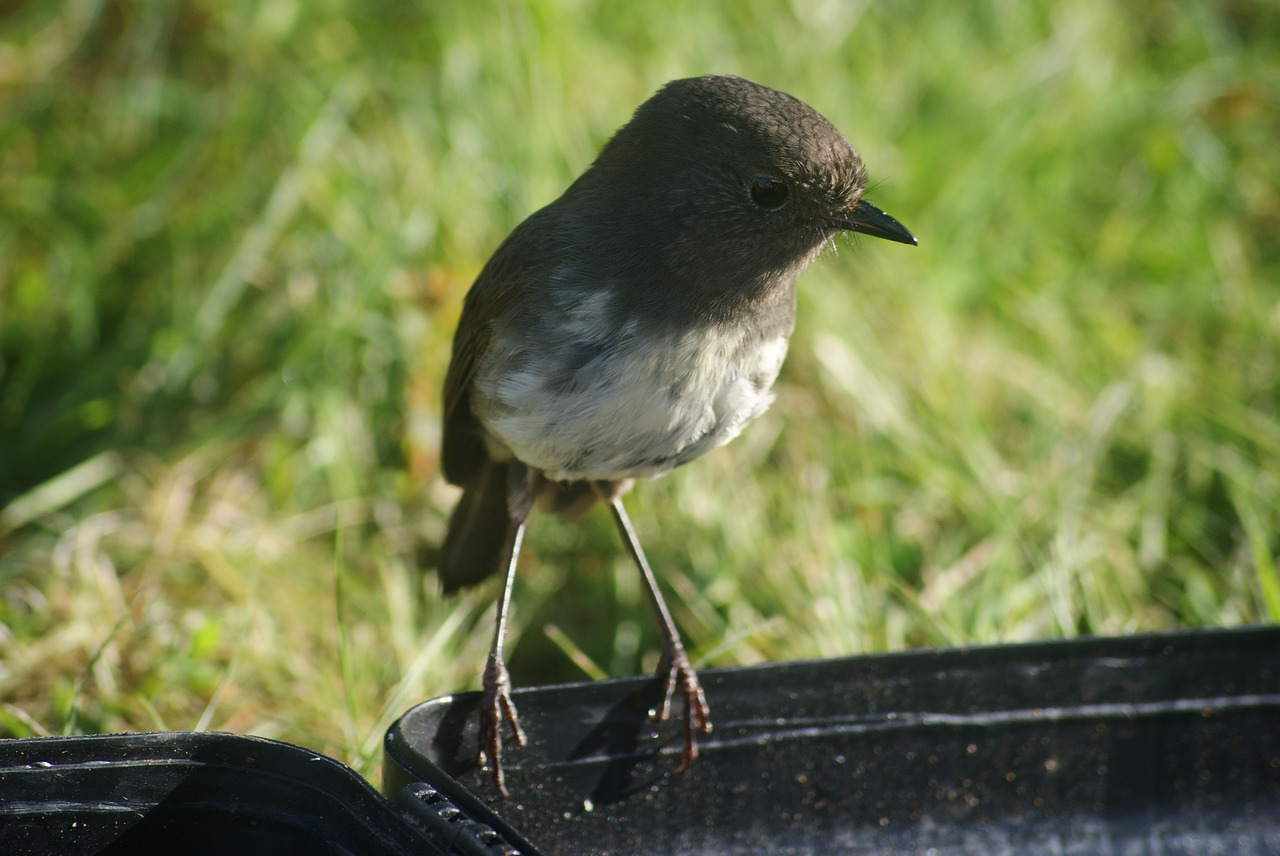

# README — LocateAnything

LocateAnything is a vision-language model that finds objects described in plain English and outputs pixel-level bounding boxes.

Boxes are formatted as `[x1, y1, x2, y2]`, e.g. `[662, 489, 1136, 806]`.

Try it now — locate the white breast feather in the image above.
[473, 291, 789, 481]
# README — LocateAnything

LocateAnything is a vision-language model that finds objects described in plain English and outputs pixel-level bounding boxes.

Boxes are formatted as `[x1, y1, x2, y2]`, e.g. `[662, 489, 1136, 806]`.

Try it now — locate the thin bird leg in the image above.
[603, 495, 713, 773]
[479, 462, 536, 795]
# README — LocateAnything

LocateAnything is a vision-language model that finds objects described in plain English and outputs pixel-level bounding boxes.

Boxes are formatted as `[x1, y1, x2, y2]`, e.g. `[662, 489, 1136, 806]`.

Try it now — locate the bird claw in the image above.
[479, 652, 526, 796]
[653, 643, 712, 773]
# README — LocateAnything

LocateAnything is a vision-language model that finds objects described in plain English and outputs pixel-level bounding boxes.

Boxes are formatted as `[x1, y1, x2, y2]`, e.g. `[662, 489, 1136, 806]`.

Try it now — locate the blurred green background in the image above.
[1, 0, 1277, 776]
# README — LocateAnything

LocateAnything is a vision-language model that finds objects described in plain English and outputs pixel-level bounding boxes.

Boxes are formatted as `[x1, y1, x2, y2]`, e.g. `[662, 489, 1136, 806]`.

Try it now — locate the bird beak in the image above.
[835, 199, 917, 246]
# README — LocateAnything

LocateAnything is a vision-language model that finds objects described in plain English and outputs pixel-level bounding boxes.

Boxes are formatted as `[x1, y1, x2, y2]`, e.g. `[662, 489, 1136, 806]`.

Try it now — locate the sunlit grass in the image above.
[1, 0, 1277, 779]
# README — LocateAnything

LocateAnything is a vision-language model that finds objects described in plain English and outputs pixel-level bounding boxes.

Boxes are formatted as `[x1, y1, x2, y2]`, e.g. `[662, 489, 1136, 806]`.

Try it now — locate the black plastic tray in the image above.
[384, 625, 1280, 855]
[0, 731, 473, 855]
[3, 626, 1277, 854]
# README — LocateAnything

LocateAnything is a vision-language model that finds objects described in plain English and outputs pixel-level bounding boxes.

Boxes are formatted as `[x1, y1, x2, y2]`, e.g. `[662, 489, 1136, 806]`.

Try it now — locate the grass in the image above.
[1, 0, 1278, 779]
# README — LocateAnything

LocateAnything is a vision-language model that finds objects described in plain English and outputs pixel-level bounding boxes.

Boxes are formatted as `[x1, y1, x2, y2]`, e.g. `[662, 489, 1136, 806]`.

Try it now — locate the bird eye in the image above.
[749, 177, 789, 209]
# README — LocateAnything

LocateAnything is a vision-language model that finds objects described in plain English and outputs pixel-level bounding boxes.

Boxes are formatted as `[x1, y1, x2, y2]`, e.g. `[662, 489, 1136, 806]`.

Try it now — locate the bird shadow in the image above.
[425, 675, 684, 806]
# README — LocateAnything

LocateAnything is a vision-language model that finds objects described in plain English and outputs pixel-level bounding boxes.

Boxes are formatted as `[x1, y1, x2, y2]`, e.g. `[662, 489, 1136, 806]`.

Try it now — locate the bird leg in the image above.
[478, 462, 536, 795]
[603, 494, 713, 773]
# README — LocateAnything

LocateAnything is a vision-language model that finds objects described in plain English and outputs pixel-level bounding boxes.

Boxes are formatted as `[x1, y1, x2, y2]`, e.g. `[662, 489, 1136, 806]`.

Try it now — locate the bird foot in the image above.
[479, 652, 526, 795]
[653, 642, 713, 773]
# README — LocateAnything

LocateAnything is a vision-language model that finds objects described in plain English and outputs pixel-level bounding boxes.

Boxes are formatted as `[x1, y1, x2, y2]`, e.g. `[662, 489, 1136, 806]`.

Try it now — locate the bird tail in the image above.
[437, 457, 510, 593]
[437, 464, 627, 591]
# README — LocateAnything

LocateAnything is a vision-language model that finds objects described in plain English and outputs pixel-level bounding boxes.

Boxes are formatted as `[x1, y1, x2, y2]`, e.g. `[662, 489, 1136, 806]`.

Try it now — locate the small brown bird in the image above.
[438, 75, 915, 794]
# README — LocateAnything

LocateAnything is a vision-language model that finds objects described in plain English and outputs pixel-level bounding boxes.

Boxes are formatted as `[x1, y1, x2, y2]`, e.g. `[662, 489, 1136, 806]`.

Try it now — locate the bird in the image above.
[437, 74, 916, 794]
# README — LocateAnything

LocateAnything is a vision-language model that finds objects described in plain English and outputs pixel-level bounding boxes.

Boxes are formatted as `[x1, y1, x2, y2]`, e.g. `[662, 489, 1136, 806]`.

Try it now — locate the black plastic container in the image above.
[385, 625, 1280, 855]
[0, 731, 472, 855]
[3, 626, 1277, 854]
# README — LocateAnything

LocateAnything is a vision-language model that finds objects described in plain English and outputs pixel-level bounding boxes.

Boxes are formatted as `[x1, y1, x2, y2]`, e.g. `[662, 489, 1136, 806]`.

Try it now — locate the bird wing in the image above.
[440, 232, 535, 487]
